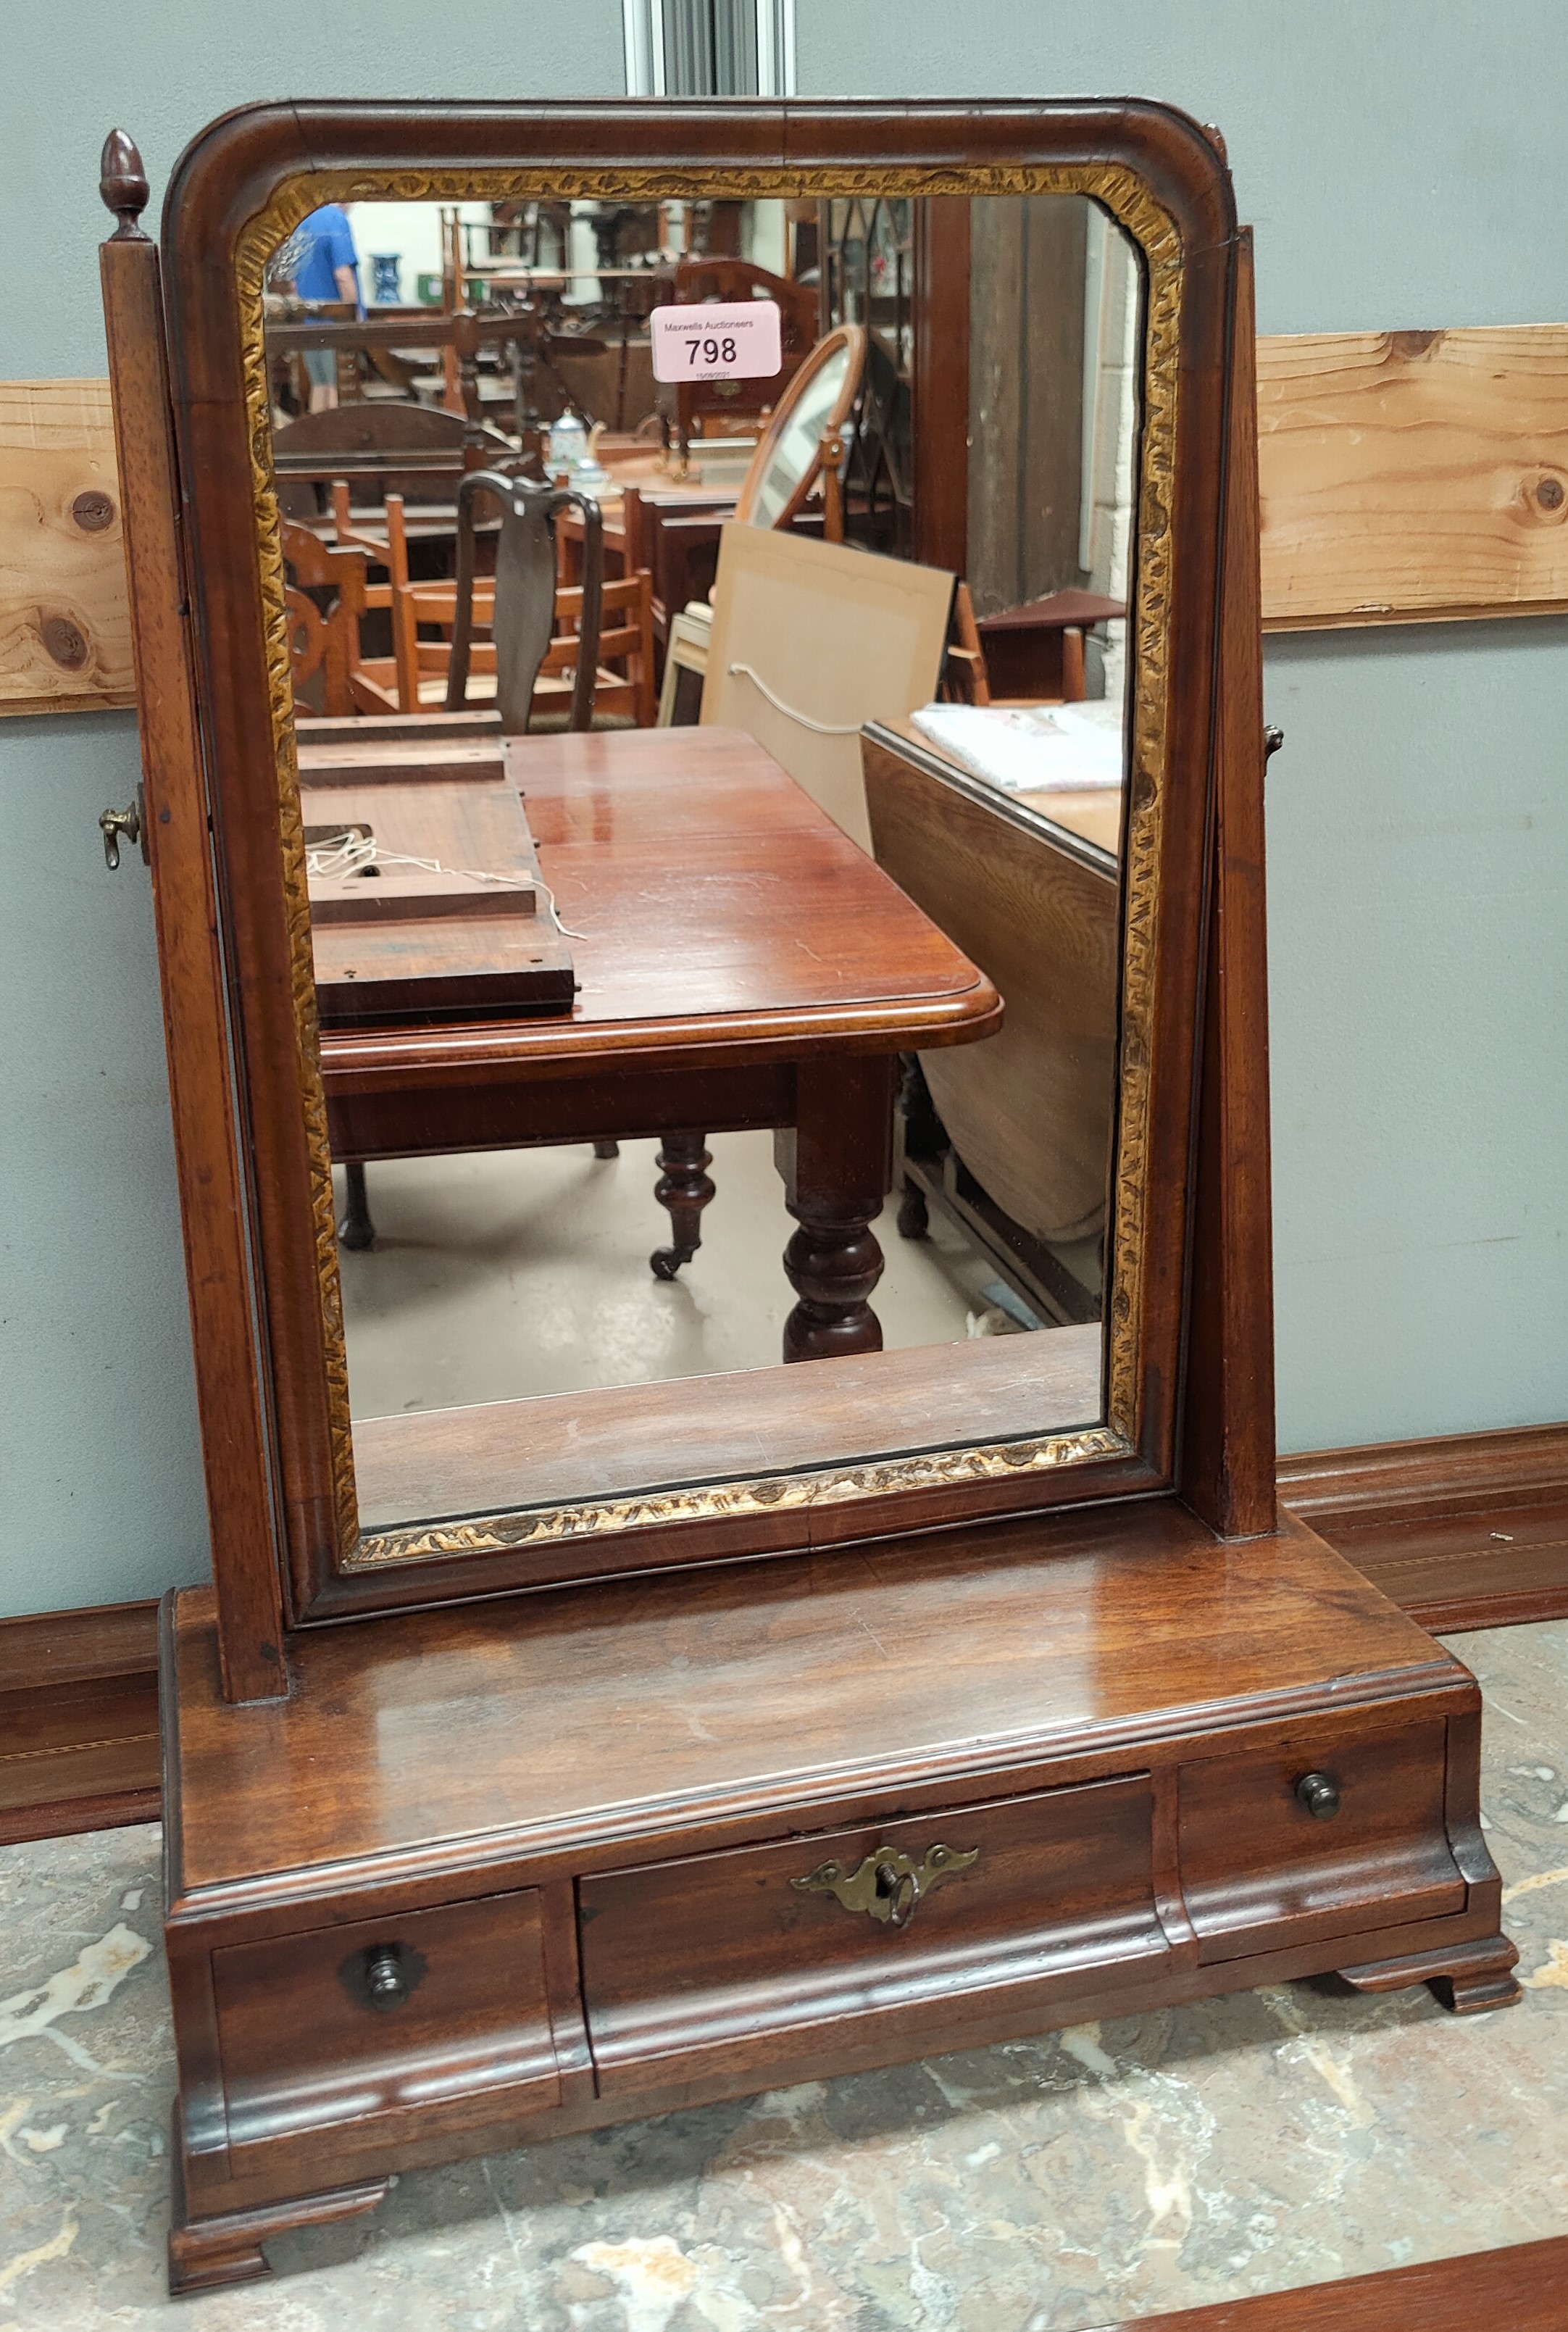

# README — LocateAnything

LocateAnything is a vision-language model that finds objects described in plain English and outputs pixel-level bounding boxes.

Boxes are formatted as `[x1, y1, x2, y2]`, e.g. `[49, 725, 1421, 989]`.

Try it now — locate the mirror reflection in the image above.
[263, 190, 1144, 1531]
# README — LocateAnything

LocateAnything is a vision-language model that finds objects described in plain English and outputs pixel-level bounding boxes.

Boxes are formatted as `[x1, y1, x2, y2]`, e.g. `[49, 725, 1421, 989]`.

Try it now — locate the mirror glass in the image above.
[261, 188, 1147, 1539]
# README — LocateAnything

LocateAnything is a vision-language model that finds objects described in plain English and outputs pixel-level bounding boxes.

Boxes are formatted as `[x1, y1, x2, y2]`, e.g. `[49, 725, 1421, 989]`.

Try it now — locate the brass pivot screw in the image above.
[99, 800, 142, 870]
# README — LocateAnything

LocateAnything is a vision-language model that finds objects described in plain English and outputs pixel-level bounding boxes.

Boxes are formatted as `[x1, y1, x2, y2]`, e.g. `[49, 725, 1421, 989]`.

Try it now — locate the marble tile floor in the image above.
[2, 1618, 1565, 2331]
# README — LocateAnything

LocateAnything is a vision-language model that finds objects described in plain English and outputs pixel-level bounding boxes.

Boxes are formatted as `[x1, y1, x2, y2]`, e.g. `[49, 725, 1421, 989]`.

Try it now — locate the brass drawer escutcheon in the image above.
[791, 1841, 980, 1929]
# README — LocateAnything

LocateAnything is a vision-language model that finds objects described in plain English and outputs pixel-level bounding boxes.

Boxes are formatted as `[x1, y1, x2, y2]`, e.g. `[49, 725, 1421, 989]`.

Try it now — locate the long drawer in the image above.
[580, 1774, 1164, 2093]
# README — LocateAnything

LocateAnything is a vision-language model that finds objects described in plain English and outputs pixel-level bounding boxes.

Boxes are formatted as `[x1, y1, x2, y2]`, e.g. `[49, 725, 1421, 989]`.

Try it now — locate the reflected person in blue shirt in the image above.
[275, 204, 361, 409]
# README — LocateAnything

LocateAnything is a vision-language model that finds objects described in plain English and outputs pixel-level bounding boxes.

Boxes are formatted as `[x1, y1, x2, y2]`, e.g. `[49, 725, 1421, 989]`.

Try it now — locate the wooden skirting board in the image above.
[1088, 2231, 1568, 2330]
[0, 1599, 159, 1845]
[4, 1420, 1564, 1844]
[1279, 1418, 1568, 1632]
[3, 328, 1567, 716]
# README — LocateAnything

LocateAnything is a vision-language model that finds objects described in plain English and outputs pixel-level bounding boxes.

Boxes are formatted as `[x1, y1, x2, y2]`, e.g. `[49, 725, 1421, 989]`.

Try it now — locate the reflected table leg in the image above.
[651, 1130, 714, 1280]
[337, 1159, 376, 1252]
[776, 1057, 894, 1363]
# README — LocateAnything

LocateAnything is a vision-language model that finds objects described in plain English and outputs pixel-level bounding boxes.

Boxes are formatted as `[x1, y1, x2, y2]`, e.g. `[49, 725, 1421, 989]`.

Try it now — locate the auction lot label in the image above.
[650, 299, 783, 383]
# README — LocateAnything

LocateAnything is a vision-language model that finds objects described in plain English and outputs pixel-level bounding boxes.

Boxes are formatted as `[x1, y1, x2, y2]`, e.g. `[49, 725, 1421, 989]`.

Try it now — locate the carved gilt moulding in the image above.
[228, 154, 1182, 1574]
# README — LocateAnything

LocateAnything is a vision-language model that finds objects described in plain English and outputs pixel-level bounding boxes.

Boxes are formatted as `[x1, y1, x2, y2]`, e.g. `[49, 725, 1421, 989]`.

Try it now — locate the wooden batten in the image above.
[9, 321, 1565, 710]
[0, 379, 135, 713]
[1257, 322, 1568, 629]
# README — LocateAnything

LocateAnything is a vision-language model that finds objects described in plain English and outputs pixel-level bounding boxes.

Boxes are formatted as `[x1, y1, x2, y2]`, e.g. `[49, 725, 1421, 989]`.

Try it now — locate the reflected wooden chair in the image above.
[446, 468, 603, 734]
[392, 567, 655, 728]
[941, 582, 993, 707]
[280, 520, 369, 717]
[390, 466, 654, 728]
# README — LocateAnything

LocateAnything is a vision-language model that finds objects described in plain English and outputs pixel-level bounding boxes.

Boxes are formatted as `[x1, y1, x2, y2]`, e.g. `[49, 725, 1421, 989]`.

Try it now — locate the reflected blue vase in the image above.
[369, 253, 401, 305]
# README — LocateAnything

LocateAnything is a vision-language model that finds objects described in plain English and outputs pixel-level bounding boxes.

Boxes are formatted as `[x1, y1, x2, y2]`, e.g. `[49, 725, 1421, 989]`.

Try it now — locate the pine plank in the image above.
[0, 378, 135, 713]
[1257, 324, 1568, 629]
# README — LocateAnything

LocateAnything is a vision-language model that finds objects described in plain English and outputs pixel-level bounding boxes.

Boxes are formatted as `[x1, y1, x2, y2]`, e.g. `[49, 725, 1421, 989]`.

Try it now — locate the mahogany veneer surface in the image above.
[167, 1504, 1460, 1907]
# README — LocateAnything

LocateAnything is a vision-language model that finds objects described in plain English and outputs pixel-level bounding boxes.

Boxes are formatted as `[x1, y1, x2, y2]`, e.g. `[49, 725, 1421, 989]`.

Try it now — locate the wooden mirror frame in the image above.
[113, 99, 1258, 1699]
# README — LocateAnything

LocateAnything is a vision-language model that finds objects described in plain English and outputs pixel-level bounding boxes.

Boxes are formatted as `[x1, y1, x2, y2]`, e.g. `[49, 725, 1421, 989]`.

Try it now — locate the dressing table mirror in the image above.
[96, 99, 1518, 2297]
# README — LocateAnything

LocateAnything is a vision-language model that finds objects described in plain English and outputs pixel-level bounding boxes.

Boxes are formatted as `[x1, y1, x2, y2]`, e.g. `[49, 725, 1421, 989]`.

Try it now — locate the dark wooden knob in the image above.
[1296, 1771, 1341, 1820]
[364, 1944, 408, 2009]
[99, 130, 150, 241]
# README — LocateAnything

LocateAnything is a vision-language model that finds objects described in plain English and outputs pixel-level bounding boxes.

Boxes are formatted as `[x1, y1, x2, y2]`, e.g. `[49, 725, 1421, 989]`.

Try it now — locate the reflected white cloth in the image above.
[910, 700, 1125, 794]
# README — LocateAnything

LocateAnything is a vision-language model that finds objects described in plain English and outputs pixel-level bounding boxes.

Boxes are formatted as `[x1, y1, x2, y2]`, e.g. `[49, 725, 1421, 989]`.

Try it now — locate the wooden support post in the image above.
[1180, 228, 1278, 1540]
[99, 130, 288, 1702]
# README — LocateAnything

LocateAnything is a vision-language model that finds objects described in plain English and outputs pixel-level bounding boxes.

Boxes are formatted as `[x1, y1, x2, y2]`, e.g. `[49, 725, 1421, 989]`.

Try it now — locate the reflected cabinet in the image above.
[96, 99, 1519, 2296]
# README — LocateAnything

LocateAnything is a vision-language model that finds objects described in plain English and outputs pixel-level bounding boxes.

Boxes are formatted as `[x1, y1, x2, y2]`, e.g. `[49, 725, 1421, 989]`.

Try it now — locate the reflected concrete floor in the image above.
[336, 1129, 1035, 1421]
[2, 1619, 1565, 2328]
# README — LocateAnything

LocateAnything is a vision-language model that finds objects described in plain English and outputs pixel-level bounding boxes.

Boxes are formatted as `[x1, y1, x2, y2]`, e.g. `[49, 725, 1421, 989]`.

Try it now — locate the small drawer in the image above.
[214, 1888, 567, 2175]
[1178, 1716, 1466, 1962]
[580, 1775, 1162, 2093]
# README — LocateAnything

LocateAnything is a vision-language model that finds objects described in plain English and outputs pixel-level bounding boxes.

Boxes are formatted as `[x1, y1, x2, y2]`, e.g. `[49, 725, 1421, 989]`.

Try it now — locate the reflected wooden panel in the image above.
[353, 1323, 1101, 1530]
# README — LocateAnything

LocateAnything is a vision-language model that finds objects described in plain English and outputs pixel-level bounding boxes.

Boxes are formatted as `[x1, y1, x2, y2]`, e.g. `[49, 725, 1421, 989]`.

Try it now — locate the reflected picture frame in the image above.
[155, 99, 1239, 1628]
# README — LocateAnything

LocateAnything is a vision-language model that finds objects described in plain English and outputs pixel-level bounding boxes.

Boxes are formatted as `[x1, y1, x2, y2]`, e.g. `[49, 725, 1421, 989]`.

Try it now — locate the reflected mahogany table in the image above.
[320, 725, 1001, 1362]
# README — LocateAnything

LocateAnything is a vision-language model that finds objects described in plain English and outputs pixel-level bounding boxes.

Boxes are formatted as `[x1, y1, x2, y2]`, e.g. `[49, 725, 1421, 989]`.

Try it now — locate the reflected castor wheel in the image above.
[650, 1133, 713, 1282]
[650, 1243, 698, 1280]
[897, 1181, 929, 1239]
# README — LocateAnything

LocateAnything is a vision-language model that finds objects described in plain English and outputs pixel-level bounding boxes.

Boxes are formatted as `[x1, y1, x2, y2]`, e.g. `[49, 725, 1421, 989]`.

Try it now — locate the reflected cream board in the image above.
[259, 188, 1146, 1552]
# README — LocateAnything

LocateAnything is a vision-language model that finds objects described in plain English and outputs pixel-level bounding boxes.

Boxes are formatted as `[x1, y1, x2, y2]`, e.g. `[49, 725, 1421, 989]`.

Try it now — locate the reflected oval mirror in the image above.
[735, 320, 865, 528]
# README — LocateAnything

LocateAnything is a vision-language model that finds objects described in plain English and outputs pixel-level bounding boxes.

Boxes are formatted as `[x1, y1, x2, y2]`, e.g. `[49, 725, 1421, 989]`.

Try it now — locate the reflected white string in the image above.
[304, 830, 588, 941]
[726, 662, 864, 736]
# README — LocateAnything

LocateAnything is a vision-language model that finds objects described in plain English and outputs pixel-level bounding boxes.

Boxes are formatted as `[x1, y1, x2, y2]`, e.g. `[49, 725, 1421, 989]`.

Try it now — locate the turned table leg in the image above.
[651, 1130, 714, 1279]
[337, 1159, 375, 1251]
[775, 1057, 894, 1363]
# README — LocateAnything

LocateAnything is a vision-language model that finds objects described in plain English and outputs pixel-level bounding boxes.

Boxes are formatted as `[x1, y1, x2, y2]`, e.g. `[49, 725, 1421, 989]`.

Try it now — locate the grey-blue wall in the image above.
[2, 1, 1562, 1615]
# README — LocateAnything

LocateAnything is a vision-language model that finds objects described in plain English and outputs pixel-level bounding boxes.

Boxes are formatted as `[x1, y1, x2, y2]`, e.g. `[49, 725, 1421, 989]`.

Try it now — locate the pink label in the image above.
[650, 299, 784, 385]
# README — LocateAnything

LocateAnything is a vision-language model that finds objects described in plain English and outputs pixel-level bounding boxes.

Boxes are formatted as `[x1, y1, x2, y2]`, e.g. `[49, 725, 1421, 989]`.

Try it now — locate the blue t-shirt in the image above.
[283, 205, 360, 304]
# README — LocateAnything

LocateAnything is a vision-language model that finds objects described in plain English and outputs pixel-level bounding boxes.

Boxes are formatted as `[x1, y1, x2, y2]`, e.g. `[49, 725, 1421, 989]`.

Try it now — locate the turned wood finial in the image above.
[100, 129, 150, 240]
